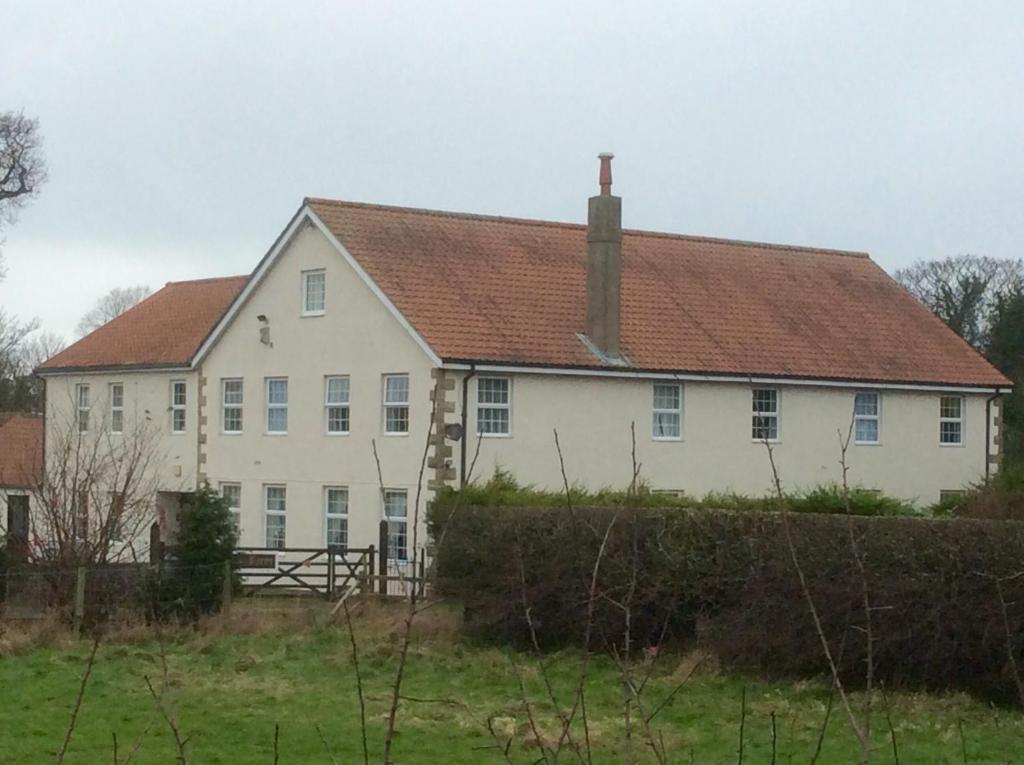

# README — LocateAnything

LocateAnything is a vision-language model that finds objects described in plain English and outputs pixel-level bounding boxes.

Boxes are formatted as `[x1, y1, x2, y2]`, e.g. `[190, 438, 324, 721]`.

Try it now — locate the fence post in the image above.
[326, 548, 336, 601]
[418, 556, 426, 598]
[367, 545, 375, 594]
[74, 566, 87, 633]
[221, 560, 232, 614]
[378, 520, 388, 596]
[150, 522, 163, 566]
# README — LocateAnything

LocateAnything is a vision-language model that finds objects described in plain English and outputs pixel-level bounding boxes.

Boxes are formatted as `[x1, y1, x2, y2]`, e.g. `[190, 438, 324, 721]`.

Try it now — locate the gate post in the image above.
[378, 520, 388, 596]
[326, 547, 336, 600]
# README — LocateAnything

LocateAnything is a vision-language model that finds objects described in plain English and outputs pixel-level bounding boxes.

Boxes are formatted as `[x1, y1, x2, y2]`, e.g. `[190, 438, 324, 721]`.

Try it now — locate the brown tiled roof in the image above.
[307, 199, 1010, 388]
[0, 414, 42, 488]
[38, 276, 248, 372]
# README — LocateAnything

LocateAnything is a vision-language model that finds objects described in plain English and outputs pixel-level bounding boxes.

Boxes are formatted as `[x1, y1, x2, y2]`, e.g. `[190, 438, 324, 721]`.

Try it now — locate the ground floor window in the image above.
[384, 489, 408, 561]
[264, 485, 286, 549]
[221, 483, 241, 536]
[325, 487, 349, 548]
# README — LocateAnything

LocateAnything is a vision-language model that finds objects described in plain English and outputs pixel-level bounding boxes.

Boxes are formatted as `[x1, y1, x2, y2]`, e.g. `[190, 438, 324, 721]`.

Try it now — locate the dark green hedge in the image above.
[429, 502, 1024, 704]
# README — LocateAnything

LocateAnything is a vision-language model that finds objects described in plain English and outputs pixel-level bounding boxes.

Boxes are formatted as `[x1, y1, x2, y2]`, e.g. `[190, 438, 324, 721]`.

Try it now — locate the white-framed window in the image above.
[109, 383, 124, 434]
[477, 377, 511, 436]
[383, 374, 410, 435]
[940, 395, 964, 445]
[221, 482, 241, 535]
[170, 380, 187, 434]
[266, 378, 288, 434]
[652, 383, 682, 440]
[384, 489, 408, 562]
[752, 388, 780, 441]
[264, 485, 286, 549]
[76, 384, 91, 434]
[325, 487, 349, 548]
[325, 376, 350, 434]
[222, 379, 243, 434]
[302, 269, 326, 316]
[853, 392, 880, 444]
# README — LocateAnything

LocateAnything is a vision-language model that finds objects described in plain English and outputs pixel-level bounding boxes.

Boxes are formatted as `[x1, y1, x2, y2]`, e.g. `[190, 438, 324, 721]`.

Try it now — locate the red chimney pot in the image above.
[598, 153, 614, 196]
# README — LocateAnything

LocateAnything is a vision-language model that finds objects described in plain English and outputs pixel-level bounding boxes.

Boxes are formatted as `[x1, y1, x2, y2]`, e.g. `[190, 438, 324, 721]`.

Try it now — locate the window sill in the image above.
[478, 432, 512, 439]
[382, 432, 409, 437]
[854, 441, 881, 447]
[752, 439, 781, 445]
[221, 431, 243, 436]
[325, 431, 351, 437]
[170, 431, 186, 436]
[939, 442, 965, 448]
[652, 436, 682, 442]
[301, 311, 325, 318]
[264, 432, 288, 437]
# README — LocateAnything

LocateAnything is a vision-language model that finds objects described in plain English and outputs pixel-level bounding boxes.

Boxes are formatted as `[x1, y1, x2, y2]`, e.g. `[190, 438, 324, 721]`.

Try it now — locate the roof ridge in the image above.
[305, 197, 870, 259]
[165, 274, 249, 286]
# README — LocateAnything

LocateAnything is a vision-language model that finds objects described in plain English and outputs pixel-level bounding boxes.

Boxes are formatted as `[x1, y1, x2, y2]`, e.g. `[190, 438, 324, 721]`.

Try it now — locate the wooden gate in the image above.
[235, 546, 375, 599]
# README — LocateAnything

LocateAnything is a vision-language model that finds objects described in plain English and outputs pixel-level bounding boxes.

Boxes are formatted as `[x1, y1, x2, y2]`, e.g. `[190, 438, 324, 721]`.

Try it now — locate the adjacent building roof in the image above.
[0, 414, 42, 489]
[38, 276, 248, 373]
[307, 199, 1010, 388]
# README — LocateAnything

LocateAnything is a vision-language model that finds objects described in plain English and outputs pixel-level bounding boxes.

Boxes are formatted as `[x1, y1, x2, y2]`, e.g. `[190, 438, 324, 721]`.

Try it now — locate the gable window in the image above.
[477, 377, 511, 436]
[222, 379, 244, 433]
[266, 378, 288, 434]
[325, 376, 351, 434]
[264, 485, 286, 549]
[170, 380, 187, 434]
[76, 384, 91, 433]
[325, 487, 349, 548]
[302, 269, 326, 315]
[940, 396, 963, 445]
[752, 388, 780, 441]
[854, 392, 880, 444]
[384, 489, 408, 561]
[221, 482, 241, 535]
[383, 374, 410, 434]
[110, 383, 124, 434]
[652, 383, 682, 440]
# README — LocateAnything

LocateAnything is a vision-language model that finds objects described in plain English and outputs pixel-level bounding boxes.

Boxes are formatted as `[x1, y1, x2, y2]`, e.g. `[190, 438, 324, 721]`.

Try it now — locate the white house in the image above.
[28, 156, 1012, 558]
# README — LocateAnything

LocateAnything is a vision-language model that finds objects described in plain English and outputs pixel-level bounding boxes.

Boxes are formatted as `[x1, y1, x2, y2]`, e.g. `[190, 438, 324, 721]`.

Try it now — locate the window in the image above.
[109, 383, 124, 434]
[652, 383, 682, 439]
[940, 396, 963, 445]
[264, 485, 286, 549]
[325, 376, 350, 434]
[222, 379, 243, 433]
[854, 392, 880, 444]
[221, 482, 241, 535]
[939, 489, 965, 505]
[74, 489, 89, 540]
[752, 388, 779, 441]
[6, 495, 29, 540]
[302, 269, 326, 315]
[107, 492, 125, 542]
[266, 378, 288, 433]
[384, 489, 408, 561]
[325, 487, 349, 548]
[383, 374, 410, 434]
[477, 377, 511, 436]
[171, 380, 187, 434]
[76, 384, 91, 433]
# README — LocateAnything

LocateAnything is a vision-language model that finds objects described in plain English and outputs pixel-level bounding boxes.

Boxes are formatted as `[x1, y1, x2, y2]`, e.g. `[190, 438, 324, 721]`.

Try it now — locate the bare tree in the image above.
[0, 110, 47, 277]
[894, 255, 1024, 348]
[76, 285, 152, 337]
[29, 400, 164, 566]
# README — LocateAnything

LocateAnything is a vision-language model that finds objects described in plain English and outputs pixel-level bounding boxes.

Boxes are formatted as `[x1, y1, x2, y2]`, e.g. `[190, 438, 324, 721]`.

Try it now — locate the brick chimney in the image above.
[585, 153, 622, 359]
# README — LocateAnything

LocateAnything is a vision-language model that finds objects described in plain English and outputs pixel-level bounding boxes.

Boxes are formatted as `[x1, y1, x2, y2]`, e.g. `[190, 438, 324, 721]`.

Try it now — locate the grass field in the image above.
[1, 601, 1023, 764]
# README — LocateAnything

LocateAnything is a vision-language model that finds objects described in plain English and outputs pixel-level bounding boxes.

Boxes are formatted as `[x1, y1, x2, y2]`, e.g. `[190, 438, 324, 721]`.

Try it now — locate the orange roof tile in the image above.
[0, 414, 42, 488]
[307, 199, 1009, 388]
[38, 276, 248, 372]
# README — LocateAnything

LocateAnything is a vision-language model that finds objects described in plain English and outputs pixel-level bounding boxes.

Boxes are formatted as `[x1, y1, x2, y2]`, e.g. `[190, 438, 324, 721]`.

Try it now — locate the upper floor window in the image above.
[109, 383, 124, 434]
[266, 378, 288, 434]
[76, 384, 91, 433]
[222, 379, 244, 434]
[221, 482, 241, 535]
[302, 269, 326, 315]
[170, 380, 187, 434]
[384, 489, 408, 561]
[940, 395, 963, 445]
[383, 374, 409, 434]
[652, 383, 682, 440]
[752, 388, 779, 441]
[853, 392, 880, 444]
[477, 377, 511, 436]
[325, 486, 349, 548]
[325, 376, 350, 434]
[265, 485, 287, 549]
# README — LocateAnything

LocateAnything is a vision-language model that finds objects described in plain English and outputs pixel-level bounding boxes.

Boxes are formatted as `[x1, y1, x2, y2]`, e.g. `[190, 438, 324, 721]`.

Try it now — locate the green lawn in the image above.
[1, 601, 1023, 764]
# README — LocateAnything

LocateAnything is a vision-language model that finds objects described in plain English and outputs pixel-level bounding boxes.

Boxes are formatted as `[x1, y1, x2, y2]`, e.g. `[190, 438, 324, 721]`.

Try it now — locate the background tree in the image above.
[894, 255, 1024, 348]
[987, 291, 1024, 469]
[0, 110, 47, 275]
[75, 285, 151, 337]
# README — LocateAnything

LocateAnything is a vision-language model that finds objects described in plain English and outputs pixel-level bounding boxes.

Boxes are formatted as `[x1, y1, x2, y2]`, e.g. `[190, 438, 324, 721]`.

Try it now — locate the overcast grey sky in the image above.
[2, 0, 1022, 339]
